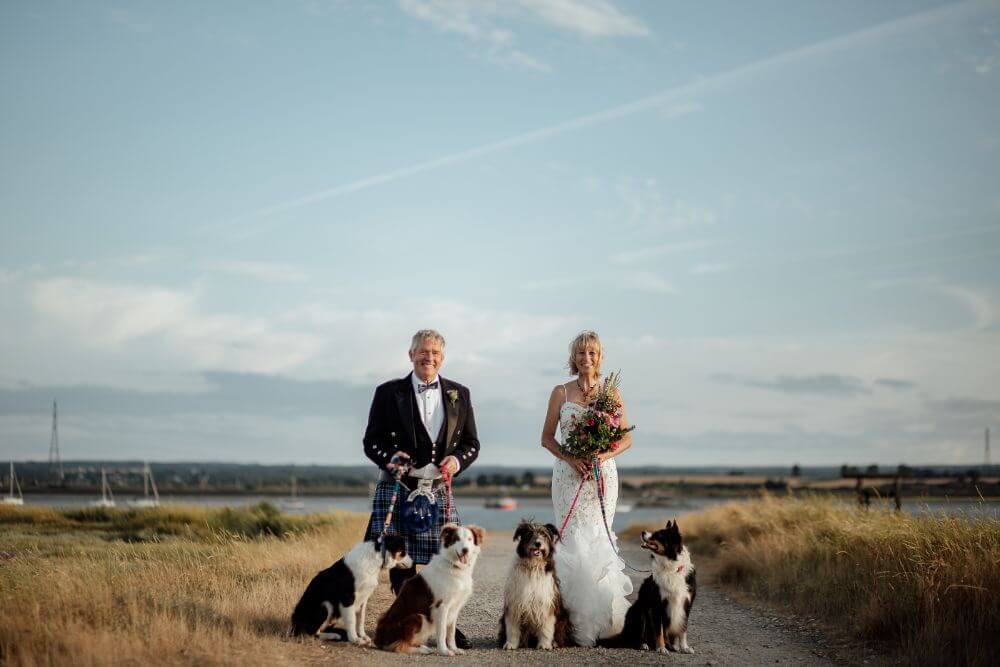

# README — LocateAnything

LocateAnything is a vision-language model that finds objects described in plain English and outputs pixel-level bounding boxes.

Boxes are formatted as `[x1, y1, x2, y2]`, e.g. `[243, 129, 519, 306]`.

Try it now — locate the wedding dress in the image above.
[552, 397, 633, 646]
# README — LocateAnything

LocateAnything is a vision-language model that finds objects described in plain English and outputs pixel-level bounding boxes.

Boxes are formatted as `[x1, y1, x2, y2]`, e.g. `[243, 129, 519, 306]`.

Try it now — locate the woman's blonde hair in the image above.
[567, 330, 602, 376]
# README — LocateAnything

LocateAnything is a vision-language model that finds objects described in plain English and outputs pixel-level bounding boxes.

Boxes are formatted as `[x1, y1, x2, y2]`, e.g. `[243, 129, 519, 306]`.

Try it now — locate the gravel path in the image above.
[306, 533, 839, 666]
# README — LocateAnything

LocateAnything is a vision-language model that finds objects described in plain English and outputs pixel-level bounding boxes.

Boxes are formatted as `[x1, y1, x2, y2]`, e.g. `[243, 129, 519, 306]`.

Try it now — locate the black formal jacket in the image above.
[363, 373, 480, 477]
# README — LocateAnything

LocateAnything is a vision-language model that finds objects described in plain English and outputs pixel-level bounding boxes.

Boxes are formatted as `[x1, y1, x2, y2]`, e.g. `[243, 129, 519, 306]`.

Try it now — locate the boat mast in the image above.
[146, 462, 159, 502]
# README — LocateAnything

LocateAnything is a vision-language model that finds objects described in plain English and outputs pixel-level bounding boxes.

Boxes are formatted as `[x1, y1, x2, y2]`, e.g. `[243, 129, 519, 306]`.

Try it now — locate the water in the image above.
[18, 494, 999, 532]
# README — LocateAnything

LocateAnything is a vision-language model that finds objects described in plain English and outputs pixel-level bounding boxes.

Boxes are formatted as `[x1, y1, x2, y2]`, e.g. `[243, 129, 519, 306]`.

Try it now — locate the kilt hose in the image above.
[363, 480, 458, 565]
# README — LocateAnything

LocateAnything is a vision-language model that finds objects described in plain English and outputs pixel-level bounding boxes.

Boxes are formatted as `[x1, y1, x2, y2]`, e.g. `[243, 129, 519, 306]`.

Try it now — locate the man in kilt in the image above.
[362, 329, 480, 646]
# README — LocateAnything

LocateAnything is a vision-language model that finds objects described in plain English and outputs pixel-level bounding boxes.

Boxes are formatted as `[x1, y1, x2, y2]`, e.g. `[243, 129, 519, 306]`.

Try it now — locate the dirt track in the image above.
[300, 532, 844, 666]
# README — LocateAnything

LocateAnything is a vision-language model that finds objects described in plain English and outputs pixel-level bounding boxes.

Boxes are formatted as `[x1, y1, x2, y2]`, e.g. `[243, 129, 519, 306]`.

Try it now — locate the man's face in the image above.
[409, 338, 444, 382]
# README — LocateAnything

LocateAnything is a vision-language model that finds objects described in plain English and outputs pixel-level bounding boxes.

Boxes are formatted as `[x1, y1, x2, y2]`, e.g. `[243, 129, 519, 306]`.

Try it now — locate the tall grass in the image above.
[0, 504, 369, 666]
[629, 496, 1000, 666]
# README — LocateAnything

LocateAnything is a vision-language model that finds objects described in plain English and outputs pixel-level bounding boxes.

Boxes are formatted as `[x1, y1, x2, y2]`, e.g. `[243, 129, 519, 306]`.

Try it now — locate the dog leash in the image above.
[593, 459, 651, 574]
[557, 477, 586, 539]
[380, 455, 411, 542]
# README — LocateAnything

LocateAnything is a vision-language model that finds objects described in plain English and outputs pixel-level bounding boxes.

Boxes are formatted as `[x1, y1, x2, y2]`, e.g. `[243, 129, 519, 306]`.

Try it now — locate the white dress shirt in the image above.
[410, 372, 459, 472]
[411, 371, 444, 440]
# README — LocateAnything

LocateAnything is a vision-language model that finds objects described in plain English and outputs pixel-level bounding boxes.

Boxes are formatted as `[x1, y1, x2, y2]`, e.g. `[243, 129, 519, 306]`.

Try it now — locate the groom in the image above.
[362, 329, 480, 646]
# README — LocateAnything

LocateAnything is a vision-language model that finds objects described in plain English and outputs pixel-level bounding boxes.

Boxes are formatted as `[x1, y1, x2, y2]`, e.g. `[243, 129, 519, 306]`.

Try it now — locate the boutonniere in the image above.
[447, 389, 459, 407]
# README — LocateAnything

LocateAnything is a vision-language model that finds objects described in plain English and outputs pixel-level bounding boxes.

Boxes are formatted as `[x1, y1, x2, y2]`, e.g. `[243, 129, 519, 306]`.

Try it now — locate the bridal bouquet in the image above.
[561, 370, 636, 460]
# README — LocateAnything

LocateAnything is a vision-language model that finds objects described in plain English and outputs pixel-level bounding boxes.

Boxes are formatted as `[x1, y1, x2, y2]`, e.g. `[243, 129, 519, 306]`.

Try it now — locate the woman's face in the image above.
[575, 343, 600, 377]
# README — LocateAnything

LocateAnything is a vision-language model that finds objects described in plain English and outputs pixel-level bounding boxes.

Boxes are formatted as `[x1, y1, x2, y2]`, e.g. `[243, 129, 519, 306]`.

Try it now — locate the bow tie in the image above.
[417, 381, 439, 393]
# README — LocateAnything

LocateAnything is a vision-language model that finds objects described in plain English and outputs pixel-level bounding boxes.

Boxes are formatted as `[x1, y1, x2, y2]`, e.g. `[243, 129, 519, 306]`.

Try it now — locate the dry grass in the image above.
[627, 495, 1000, 666]
[0, 504, 369, 666]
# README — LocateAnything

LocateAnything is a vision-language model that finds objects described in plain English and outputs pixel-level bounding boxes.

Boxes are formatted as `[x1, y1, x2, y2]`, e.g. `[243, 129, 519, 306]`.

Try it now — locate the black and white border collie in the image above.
[598, 520, 696, 654]
[290, 533, 412, 644]
[498, 520, 574, 650]
[375, 523, 485, 656]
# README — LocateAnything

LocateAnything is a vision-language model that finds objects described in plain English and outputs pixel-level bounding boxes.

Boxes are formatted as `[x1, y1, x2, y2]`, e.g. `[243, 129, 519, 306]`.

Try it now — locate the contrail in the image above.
[252, 0, 989, 219]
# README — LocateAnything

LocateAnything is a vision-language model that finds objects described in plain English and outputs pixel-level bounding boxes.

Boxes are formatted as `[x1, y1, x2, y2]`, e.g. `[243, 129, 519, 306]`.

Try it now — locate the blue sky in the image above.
[1, 0, 998, 467]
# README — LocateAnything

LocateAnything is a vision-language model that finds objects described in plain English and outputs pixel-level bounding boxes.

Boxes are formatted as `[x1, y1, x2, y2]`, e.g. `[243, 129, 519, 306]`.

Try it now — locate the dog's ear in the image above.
[469, 525, 486, 546]
[543, 523, 560, 542]
[513, 521, 532, 542]
[441, 523, 460, 547]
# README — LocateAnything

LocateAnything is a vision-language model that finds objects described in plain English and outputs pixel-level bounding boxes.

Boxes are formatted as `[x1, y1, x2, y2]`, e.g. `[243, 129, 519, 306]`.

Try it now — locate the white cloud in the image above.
[244, 1, 988, 221]
[518, 0, 648, 37]
[935, 283, 998, 330]
[398, 0, 647, 72]
[30, 278, 323, 374]
[399, 0, 551, 71]
[614, 179, 718, 230]
[658, 100, 701, 120]
[621, 271, 675, 294]
[871, 276, 998, 331]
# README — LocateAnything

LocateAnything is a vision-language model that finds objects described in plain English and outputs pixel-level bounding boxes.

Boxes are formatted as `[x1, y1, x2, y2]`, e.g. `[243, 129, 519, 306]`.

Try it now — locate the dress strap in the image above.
[563, 383, 569, 403]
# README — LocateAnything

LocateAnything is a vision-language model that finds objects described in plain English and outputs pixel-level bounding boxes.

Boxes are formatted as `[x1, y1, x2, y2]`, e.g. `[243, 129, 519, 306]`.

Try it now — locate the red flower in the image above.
[587, 419, 595, 426]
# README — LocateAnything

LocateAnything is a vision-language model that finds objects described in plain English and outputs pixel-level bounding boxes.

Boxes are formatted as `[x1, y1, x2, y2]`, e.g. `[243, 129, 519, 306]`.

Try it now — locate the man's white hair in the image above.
[410, 329, 446, 354]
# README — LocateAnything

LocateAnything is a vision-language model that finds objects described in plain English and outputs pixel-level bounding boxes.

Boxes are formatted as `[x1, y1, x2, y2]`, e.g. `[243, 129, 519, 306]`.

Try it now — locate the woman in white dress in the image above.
[540, 330, 634, 646]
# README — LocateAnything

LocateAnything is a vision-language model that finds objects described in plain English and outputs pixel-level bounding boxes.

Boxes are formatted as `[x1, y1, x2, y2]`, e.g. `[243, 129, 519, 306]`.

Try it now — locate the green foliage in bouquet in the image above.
[560, 370, 635, 460]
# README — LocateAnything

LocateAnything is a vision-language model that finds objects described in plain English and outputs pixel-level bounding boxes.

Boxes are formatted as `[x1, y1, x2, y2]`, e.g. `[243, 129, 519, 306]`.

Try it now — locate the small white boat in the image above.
[129, 462, 160, 508]
[617, 503, 633, 513]
[485, 496, 517, 511]
[2, 462, 24, 506]
[90, 468, 116, 508]
[281, 475, 305, 510]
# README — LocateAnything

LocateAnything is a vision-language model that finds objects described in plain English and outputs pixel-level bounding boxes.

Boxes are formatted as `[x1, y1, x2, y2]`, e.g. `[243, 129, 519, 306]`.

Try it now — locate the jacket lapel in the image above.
[394, 374, 418, 450]
[440, 376, 459, 447]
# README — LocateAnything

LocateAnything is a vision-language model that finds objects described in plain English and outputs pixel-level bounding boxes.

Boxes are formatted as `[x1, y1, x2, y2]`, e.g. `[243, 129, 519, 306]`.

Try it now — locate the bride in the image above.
[541, 330, 634, 646]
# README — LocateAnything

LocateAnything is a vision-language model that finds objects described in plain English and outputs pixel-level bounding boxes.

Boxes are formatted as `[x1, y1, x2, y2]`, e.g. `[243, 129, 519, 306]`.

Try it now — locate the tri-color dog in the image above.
[498, 520, 573, 650]
[375, 523, 485, 656]
[598, 520, 696, 654]
[291, 533, 412, 644]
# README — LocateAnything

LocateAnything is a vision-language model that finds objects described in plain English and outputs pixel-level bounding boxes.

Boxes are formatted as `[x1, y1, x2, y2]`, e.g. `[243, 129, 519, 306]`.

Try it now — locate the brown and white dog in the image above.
[374, 523, 485, 656]
[498, 520, 573, 650]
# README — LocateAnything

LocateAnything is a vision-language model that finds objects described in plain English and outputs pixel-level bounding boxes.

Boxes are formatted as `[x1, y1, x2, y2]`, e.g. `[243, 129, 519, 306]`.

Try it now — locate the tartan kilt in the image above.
[363, 480, 457, 565]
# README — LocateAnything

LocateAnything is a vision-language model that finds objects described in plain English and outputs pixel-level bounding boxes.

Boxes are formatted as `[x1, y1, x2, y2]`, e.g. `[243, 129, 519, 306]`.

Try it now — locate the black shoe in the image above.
[454, 628, 471, 650]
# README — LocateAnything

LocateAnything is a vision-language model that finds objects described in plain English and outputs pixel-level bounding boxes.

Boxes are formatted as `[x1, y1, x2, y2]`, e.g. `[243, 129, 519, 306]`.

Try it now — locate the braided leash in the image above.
[592, 458, 651, 574]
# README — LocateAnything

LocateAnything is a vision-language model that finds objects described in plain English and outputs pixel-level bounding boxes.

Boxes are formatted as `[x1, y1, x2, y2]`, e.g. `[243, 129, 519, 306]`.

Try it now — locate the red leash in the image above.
[557, 477, 586, 540]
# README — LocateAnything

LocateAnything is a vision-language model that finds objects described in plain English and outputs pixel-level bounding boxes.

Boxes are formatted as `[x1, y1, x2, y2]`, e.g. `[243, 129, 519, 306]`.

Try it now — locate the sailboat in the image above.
[281, 475, 305, 510]
[1, 462, 24, 506]
[90, 468, 116, 508]
[129, 462, 160, 508]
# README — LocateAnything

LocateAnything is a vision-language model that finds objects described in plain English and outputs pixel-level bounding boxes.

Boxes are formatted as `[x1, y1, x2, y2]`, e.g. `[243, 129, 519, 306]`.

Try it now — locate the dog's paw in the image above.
[679, 645, 695, 654]
[640, 643, 650, 651]
[502, 642, 518, 650]
[437, 648, 455, 657]
[537, 642, 554, 650]
[415, 645, 434, 655]
[657, 646, 669, 654]
[452, 648, 466, 655]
